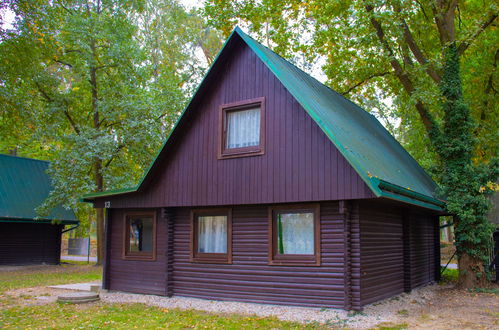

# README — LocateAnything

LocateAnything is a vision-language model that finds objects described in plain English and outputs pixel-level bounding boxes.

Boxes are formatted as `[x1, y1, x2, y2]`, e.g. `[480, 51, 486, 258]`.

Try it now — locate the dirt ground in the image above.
[367, 284, 499, 329]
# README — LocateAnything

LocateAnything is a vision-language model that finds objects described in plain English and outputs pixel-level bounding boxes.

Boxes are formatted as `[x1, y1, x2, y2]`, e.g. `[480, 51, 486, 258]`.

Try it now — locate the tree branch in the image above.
[104, 144, 125, 169]
[54, 59, 73, 68]
[341, 71, 391, 95]
[457, 12, 497, 55]
[63, 109, 80, 135]
[34, 82, 80, 135]
[394, 6, 441, 83]
[364, 2, 440, 138]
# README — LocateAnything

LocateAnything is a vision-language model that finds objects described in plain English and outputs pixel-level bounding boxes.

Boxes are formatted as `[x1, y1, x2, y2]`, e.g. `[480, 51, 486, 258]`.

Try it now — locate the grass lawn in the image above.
[0, 264, 320, 329]
[1, 302, 320, 329]
[0, 263, 102, 294]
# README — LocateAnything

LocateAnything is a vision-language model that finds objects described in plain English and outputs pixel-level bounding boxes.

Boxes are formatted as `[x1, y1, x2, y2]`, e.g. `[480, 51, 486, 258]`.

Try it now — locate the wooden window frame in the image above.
[190, 208, 232, 264]
[218, 97, 265, 159]
[122, 211, 157, 261]
[268, 204, 321, 266]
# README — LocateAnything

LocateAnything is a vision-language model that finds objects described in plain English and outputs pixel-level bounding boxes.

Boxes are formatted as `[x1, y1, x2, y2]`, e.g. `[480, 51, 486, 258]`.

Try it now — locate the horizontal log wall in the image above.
[172, 202, 347, 308]
[106, 209, 167, 295]
[359, 201, 439, 306]
[359, 202, 404, 305]
[0, 222, 62, 265]
[408, 213, 437, 288]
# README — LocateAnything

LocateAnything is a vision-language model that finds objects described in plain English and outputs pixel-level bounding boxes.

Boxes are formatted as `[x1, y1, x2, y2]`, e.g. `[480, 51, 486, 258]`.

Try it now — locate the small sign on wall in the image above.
[104, 201, 111, 208]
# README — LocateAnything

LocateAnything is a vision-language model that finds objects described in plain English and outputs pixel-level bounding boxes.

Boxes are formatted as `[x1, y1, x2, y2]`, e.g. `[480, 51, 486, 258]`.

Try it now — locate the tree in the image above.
[0, 0, 218, 264]
[204, 0, 498, 287]
[1, 0, 221, 264]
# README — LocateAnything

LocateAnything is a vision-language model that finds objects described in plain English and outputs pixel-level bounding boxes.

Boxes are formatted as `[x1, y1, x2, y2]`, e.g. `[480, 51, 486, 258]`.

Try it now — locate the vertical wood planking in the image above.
[95, 39, 373, 209]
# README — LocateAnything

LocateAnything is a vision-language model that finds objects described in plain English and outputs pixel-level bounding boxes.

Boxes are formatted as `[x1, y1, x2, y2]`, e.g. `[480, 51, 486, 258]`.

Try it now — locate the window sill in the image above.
[122, 254, 156, 262]
[218, 147, 264, 159]
[269, 256, 320, 266]
[190, 254, 232, 264]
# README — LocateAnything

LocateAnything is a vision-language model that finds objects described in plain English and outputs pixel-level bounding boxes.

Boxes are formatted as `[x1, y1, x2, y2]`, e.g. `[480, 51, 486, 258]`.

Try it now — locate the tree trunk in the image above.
[457, 252, 489, 288]
[93, 159, 104, 265]
[89, 30, 104, 265]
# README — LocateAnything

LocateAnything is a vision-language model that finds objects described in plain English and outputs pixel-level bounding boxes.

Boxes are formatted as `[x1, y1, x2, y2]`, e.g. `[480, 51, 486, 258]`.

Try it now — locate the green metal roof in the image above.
[84, 27, 445, 211]
[0, 154, 78, 224]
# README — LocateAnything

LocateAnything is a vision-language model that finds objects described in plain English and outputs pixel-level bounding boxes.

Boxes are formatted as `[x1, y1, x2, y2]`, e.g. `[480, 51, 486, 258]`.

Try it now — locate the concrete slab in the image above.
[61, 255, 97, 262]
[48, 281, 101, 291]
[57, 292, 100, 304]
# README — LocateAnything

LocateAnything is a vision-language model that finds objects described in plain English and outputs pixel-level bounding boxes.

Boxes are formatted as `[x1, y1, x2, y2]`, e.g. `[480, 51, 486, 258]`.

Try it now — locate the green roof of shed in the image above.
[83, 27, 445, 211]
[0, 154, 78, 224]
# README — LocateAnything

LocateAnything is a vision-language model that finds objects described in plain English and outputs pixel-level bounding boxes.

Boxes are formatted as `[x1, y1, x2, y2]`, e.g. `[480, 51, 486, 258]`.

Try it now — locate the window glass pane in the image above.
[129, 217, 153, 252]
[277, 212, 314, 255]
[226, 107, 260, 149]
[198, 215, 227, 253]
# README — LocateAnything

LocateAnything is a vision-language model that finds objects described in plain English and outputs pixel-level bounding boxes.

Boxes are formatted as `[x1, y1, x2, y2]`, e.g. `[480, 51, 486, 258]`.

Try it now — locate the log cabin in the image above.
[83, 27, 445, 310]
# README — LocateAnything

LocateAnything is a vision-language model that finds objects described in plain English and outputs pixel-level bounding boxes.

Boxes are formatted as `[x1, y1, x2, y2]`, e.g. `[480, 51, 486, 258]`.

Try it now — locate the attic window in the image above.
[219, 97, 265, 159]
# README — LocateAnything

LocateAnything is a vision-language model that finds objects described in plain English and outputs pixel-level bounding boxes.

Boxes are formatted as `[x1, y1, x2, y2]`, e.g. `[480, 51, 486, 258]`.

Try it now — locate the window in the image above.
[219, 97, 265, 159]
[268, 205, 320, 266]
[191, 209, 232, 263]
[123, 212, 156, 260]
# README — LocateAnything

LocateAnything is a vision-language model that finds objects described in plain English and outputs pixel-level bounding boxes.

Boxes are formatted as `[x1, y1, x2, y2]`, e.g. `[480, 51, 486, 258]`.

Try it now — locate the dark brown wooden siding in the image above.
[359, 202, 405, 305]
[359, 202, 439, 306]
[95, 39, 372, 209]
[171, 202, 347, 308]
[408, 213, 437, 288]
[0, 222, 62, 265]
[106, 209, 167, 295]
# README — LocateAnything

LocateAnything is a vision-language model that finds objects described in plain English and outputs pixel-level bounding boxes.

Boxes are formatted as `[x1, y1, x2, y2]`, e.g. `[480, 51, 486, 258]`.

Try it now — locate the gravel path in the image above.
[100, 284, 442, 328]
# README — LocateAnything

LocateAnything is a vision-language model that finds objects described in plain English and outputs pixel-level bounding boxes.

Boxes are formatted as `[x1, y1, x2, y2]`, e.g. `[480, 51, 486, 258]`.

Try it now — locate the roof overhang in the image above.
[372, 178, 446, 212]
[0, 217, 79, 225]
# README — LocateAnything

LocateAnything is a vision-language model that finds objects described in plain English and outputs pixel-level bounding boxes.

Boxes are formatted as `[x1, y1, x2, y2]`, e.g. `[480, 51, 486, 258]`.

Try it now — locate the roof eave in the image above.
[81, 186, 138, 202]
[375, 179, 446, 212]
[0, 217, 79, 225]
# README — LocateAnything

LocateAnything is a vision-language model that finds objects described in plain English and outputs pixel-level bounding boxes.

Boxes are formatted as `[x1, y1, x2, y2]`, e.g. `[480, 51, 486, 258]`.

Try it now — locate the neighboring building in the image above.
[83, 28, 445, 310]
[0, 154, 78, 265]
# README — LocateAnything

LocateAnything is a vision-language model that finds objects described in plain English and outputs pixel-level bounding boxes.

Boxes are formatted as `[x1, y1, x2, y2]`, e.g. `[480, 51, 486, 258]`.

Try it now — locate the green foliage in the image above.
[203, 0, 498, 283]
[440, 267, 459, 283]
[0, 1, 221, 235]
[437, 44, 496, 268]
[203, 0, 498, 167]
[468, 287, 499, 294]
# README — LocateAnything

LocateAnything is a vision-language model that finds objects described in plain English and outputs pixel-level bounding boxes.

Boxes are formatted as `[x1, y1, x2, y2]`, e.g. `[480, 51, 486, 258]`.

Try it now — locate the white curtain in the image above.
[198, 216, 227, 253]
[226, 107, 260, 149]
[278, 212, 314, 254]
